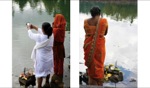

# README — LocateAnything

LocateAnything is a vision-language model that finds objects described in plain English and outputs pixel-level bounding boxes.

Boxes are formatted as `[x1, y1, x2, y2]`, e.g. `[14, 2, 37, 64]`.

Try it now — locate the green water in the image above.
[13, 0, 70, 31]
[80, 0, 137, 23]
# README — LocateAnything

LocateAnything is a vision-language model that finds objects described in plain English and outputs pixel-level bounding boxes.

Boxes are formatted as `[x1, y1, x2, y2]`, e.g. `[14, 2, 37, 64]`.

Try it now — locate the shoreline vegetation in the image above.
[12, 0, 70, 31]
[80, 0, 137, 5]
[80, 0, 137, 23]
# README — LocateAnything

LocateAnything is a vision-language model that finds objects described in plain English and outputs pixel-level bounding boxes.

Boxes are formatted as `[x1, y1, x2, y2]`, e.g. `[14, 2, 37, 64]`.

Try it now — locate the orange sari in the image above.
[84, 18, 108, 80]
[53, 14, 66, 76]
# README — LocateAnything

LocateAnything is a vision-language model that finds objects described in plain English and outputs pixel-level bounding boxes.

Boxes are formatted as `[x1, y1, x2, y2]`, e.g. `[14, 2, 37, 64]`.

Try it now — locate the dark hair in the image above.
[42, 22, 53, 38]
[90, 6, 101, 18]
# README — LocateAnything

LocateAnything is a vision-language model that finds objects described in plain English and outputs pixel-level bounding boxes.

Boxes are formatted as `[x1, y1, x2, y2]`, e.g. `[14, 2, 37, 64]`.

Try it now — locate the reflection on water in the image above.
[12, 0, 70, 87]
[13, 0, 70, 31]
[80, 0, 137, 23]
[79, 1, 137, 87]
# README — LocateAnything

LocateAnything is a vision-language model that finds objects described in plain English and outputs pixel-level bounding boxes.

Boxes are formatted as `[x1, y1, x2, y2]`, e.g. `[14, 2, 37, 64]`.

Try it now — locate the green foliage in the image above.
[13, 0, 70, 31]
[80, 1, 137, 23]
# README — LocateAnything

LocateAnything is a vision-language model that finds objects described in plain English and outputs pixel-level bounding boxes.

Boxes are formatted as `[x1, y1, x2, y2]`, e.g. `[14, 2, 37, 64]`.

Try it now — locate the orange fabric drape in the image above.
[83, 18, 108, 79]
[53, 14, 66, 43]
[53, 14, 66, 75]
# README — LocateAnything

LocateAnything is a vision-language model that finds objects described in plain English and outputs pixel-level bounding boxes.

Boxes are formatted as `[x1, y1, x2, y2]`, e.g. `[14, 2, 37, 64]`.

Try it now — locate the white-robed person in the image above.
[27, 22, 54, 88]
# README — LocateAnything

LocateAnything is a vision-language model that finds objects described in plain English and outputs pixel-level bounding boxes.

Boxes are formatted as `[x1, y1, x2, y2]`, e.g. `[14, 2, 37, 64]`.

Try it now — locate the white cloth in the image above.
[28, 28, 54, 78]
[31, 37, 51, 60]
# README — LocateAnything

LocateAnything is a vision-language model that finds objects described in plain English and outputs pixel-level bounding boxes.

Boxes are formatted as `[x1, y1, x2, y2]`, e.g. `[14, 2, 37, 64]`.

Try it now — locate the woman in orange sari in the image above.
[83, 7, 108, 86]
[53, 14, 66, 81]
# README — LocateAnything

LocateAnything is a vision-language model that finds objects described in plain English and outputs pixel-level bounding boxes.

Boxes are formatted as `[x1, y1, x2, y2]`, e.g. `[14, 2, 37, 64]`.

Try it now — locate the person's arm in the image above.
[31, 24, 43, 34]
[104, 27, 108, 35]
[104, 19, 108, 36]
[30, 24, 38, 31]
[37, 28, 43, 34]
[28, 30, 40, 42]
[84, 19, 87, 33]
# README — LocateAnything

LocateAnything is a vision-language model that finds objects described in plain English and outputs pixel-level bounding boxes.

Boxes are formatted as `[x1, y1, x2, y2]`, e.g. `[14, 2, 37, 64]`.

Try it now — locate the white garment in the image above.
[28, 28, 54, 78]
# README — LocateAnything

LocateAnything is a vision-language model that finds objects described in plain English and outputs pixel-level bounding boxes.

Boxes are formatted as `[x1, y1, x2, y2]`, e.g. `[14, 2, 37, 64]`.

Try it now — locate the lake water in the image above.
[12, 0, 70, 87]
[79, 1, 137, 87]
